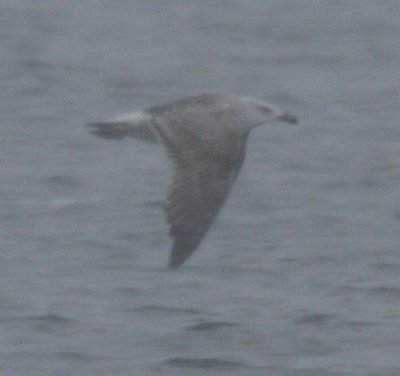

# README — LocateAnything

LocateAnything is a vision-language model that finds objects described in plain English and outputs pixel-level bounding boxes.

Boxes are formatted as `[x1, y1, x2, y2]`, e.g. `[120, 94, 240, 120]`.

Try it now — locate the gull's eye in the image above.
[259, 104, 272, 113]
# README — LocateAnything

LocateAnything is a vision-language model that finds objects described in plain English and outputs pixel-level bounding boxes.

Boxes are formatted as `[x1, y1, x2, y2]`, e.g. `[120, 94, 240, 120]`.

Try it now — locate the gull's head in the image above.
[235, 96, 298, 129]
[225, 97, 298, 130]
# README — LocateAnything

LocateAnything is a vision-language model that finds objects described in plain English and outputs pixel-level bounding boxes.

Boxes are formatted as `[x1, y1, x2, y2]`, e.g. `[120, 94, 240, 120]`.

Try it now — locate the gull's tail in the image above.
[86, 111, 157, 143]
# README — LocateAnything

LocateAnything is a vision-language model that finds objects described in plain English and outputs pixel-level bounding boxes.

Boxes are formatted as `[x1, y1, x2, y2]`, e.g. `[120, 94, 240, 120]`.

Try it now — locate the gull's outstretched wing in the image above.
[150, 119, 248, 268]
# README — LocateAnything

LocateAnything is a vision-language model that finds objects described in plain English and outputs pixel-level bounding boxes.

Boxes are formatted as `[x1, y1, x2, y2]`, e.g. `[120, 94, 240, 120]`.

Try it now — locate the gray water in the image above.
[1, 1, 400, 375]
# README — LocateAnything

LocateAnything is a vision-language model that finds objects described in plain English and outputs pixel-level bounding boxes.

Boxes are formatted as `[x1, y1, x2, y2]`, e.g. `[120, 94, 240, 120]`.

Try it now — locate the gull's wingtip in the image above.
[168, 248, 188, 270]
[168, 235, 204, 269]
[168, 259, 182, 270]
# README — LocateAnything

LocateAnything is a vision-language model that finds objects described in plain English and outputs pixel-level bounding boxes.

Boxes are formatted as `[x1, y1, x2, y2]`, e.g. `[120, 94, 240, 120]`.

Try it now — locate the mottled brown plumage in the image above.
[87, 93, 297, 268]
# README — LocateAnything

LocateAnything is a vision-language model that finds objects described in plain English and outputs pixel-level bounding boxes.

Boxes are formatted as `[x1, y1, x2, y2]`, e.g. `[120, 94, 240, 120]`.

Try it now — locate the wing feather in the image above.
[151, 119, 248, 268]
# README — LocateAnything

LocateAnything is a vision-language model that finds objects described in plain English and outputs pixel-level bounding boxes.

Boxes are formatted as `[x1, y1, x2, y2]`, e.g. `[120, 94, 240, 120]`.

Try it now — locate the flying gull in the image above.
[87, 93, 297, 268]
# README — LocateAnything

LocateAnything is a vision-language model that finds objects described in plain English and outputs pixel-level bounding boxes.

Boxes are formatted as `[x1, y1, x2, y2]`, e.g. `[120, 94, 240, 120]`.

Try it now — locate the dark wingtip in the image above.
[278, 113, 298, 125]
[168, 252, 186, 270]
[168, 235, 204, 270]
[168, 261, 182, 270]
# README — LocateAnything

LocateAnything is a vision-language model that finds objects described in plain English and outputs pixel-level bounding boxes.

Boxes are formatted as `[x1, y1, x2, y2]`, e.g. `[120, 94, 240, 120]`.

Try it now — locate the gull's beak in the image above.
[277, 113, 298, 125]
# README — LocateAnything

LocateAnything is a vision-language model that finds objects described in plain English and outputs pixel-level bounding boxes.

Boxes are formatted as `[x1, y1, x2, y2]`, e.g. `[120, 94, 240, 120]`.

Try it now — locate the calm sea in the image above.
[1, 1, 400, 375]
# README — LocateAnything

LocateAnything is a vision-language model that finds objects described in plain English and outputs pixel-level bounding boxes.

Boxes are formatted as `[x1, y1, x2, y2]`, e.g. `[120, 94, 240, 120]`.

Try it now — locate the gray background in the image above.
[1, 1, 400, 375]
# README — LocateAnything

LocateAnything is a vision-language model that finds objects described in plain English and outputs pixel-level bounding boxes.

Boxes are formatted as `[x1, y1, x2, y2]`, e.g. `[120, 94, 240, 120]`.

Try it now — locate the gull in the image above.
[87, 93, 297, 268]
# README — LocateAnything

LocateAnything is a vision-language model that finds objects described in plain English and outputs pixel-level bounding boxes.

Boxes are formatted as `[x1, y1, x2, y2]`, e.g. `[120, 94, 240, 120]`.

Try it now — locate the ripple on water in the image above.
[295, 312, 335, 325]
[185, 321, 237, 331]
[44, 175, 84, 189]
[129, 304, 204, 316]
[165, 357, 245, 371]
[0, 314, 74, 333]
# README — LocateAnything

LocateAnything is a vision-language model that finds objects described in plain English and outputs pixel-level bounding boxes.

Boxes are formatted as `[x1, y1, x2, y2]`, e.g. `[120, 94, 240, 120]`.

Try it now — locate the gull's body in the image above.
[88, 93, 297, 268]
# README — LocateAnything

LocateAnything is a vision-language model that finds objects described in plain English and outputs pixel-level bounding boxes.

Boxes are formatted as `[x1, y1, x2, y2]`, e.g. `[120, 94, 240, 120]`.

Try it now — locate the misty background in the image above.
[1, 1, 400, 375]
